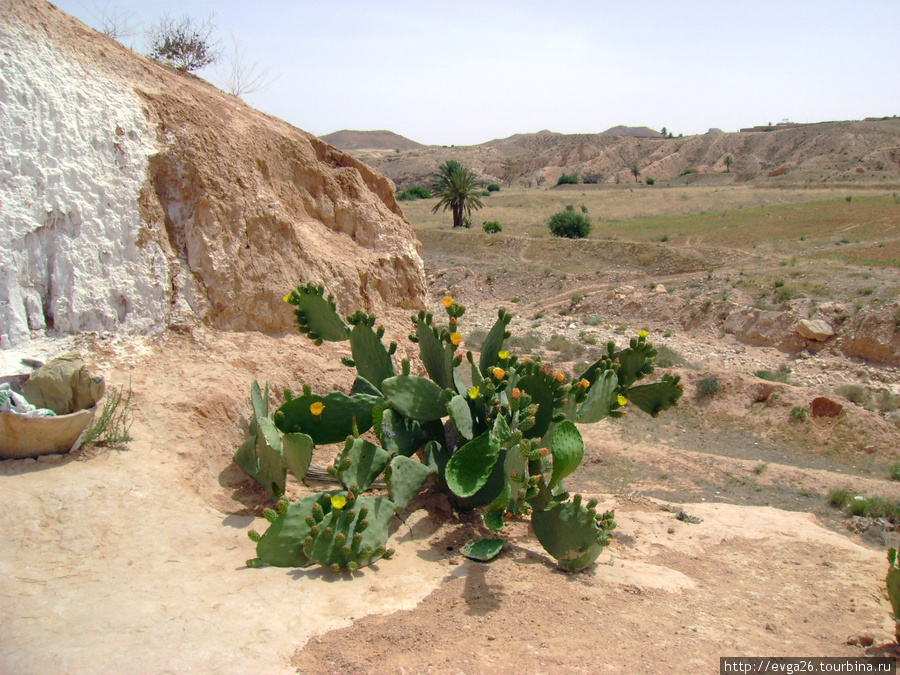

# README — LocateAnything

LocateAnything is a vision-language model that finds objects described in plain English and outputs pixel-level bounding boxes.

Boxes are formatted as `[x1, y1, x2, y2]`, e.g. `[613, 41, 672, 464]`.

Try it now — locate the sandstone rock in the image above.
[810, 397, 843, 418]
[723, 308, 805, 351]
[0, 2, 426, 349]
[841, 301, 900, 366]
[795, 319, 834, 341]
[654, 284, 667, 294]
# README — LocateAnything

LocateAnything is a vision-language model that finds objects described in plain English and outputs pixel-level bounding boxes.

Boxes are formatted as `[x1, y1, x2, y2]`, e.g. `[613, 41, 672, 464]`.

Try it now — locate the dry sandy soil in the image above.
[4, 187, 900, 674]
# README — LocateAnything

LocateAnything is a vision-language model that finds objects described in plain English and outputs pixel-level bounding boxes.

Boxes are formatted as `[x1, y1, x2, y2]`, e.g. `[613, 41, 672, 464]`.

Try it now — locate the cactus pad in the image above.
[531, 498, 616, 571]
[285, 283, 351, 343]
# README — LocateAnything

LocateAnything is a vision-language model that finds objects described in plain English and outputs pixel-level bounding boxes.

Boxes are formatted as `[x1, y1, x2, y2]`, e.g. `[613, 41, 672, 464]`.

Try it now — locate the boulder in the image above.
[795, 319, 834, 341]
[810, 397, 843, 418]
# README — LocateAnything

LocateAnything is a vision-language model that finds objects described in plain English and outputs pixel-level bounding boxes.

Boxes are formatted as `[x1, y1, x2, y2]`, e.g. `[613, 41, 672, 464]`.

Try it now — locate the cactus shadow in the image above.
[287, 565, 374, 582]
[217, 460, 270, 516]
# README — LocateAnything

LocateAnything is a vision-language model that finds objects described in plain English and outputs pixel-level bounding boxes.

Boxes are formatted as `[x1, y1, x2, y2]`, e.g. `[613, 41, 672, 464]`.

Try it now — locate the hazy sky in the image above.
[52, 0, 899, 146]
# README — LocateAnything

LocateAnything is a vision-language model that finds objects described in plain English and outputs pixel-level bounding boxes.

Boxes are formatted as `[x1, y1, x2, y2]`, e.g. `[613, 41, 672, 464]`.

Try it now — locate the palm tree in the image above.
[430, 160, 483, 228]
[630, 164, 641, 182]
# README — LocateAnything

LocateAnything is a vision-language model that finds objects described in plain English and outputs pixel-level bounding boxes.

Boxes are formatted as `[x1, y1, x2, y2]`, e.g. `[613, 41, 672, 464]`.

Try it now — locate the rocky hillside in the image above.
[351, 119, 900, 190]
[0, 1, 426, 349]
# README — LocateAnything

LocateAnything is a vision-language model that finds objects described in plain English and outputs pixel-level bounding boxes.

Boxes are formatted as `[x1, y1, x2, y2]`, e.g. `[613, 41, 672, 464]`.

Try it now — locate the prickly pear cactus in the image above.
[888, 548, 900, 641]
[238, 286, 683, 576]
[531, 495, 617, 572]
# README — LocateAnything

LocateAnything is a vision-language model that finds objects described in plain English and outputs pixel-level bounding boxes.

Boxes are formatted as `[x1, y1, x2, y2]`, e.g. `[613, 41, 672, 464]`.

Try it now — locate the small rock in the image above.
[797, 350, 811, 360]
[796, 319, 835, 341]
[654, 284, 667, 294]
[847, 634, 875, 647]
[667, 526, 676, 534]
[811, 396, 843, 418]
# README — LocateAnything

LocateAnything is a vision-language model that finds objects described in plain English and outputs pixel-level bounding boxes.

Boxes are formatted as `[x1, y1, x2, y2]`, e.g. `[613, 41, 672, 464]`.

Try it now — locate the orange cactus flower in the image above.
[556, 372, 566, 383]
[441, 296, 454, 309]
[511, 388, 521, 400]
[310, 401, 325, 416]
[492, 367, 505, 380]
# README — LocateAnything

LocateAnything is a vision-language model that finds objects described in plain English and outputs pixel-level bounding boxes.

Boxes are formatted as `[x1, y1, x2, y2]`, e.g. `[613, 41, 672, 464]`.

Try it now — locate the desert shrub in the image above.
[80, 384, 134, 447]
[835, 384, 873, 409]
[696, 376, 720, 397]
[889, 464, 900, 482]
[556, 173, 579, 186]
[848, 496, 870, 517]
[654, 345, 686, 368]
[544, 335, 583, 360]
[486, 183, 501, 192]
[679, 169, 694, 177]
[505, 331, 542, 352]
[790, 406, 809, 422]
[548, 205, 592, 239]
[845, 196, 853, 203]
[828, 488, 851, 508]
[867, 496, 900, 521]
[583, 315, 604, 326]
[482, 221, 502, 234]
[477, 190, 491, 197]
[645, 177, 655, 185]
[147, 14, 219, 72]
[754, 366, 791, 384]
[879, 392, 900, 414]
[397, 186, 431, 201]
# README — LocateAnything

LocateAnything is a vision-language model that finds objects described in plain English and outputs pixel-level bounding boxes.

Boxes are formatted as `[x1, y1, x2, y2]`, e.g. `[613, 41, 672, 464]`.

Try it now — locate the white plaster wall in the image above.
[0, 22, 169, 348]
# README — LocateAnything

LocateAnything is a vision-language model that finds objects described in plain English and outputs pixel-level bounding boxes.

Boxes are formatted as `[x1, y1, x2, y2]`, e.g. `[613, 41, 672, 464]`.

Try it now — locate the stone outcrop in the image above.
[841, 302, 900, 367]
[0, 1, 426, 349]
[723, 308, 805, 352]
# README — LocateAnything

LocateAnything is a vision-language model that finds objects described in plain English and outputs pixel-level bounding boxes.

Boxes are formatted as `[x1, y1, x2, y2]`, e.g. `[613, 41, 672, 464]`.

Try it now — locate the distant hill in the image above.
[346, 118, 900, 190]
[601, 125, 664, 138]
[321, 130, 425, 151]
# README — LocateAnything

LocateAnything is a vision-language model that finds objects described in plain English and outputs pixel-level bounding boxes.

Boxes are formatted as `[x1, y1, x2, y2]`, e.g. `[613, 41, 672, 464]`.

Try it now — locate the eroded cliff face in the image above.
[0, 1, 426, 348]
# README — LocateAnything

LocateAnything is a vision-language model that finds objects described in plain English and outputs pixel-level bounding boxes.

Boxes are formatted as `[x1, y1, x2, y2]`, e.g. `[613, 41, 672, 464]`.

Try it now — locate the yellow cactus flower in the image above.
[580, 378, 590, 389]
[638, 330, 649, 339]
[441, 296, 454, 309]
[450, 332, 463, 346]
[330, 495, 347, 510]
[617, 395, 628, 406]
[310, 401, 325, 416]
[492, 367, 505, 380]
[556, 372, 566, 383]
[468, 386, 480, 400]
[498, 350, 510, 360]
[283, 293, 292, 303]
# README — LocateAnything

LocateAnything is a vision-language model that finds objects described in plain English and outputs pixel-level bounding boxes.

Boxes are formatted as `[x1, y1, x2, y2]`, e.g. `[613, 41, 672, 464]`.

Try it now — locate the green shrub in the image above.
[754, 366, 791, 384]
[889, 464, 900, 481]
[556, 173, 579, 186]
[848, 496, 869, 517]
[397, 186, 431, 201]
[790, 406, 809, 422]
[696, 376, 720, 397]
[548, 204, 592, 239]
[486, 183, 501, 192]
[645, 177, 655, 185]
[477, 190, 491, 197]
[482, 221, 502, 234]
[828, 488, 851, 508]
[80, 384, 134, 447]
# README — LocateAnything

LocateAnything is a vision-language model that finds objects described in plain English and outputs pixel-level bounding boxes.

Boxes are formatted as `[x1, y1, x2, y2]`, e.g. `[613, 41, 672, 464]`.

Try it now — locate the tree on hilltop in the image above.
[430, 160, 483, 228]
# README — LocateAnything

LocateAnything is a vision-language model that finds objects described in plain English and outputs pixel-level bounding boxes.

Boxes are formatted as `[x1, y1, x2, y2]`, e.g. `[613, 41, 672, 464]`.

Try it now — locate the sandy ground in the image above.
[2, 320, 900, 674]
